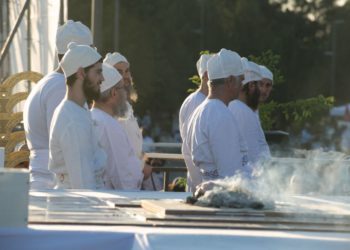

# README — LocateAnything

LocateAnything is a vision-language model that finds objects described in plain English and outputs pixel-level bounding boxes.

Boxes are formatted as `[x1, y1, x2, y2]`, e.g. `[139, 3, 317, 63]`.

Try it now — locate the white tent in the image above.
[4, 0, 63, 111]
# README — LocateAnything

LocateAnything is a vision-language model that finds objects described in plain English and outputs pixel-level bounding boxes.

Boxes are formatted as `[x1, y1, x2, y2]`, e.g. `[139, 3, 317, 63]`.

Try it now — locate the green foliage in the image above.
[248, 50, 284, 85]
[260, 95, 334, 133]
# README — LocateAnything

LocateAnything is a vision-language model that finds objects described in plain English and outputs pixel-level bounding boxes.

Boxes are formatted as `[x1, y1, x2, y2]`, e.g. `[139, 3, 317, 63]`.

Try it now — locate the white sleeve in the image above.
[46, 86, 66, 134]
[59, 123, 96, 189]
[105, 125, 143, 190]
[209, 116, 242, 178]
[256, 118, 271, 159]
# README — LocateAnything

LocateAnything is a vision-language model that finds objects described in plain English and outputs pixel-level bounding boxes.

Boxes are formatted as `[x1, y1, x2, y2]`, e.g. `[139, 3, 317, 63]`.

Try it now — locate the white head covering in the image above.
[101, 63, 123, 92]
[259, 65, 273, 82]
[241, 58, 262, 85]
[207, 48, 243, 81]
[196, 54, 212, 77]
[56, 20, 93, 55]
[103, 52, 129, 66]
[60, 42, 102, 78]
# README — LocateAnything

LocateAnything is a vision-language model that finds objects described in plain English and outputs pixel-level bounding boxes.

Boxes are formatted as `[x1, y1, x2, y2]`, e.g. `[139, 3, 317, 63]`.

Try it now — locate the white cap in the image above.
[56, 20, 93, 54]
[101, 63, 123, 92]
[259, 65, 273, 82]
[242, 58, 262, 85]
[196, 54, 212, 77]
[103, 52, 129, 66]
[207, 48, 243, 81]
[60, 42, 102, 78]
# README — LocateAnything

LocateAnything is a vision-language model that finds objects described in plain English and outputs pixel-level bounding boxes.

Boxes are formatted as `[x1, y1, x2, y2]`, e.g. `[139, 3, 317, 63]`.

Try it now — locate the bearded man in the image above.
[23, 20, 94, 189]
[49, 43, 106, 189]
[91, 64, 152, 189]
[228, 59, 270, 165]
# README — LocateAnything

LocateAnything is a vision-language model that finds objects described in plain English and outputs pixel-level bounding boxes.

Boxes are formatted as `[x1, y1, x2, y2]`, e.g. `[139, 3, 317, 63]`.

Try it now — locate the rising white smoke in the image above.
[194, 149, 350, 209]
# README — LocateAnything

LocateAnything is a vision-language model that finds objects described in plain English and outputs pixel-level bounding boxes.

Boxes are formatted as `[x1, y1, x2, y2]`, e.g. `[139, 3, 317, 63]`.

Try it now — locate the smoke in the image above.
[195, 149, 350, 209]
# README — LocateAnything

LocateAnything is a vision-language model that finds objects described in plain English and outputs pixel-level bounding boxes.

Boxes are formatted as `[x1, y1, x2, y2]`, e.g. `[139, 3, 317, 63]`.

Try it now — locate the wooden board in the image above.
[141, 200, 265, 217]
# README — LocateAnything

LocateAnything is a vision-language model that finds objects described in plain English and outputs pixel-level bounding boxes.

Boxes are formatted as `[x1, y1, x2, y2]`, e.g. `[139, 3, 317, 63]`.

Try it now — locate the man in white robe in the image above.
[104, 52, 159, 190]
[179, 54, 212, 192]
[23, 20, 93, 189]
[91, 64, 152, 189]
[228, 59, 270, 165]
[186, 49, 248, 185]
[49, 43, 106, 189]
[103, 52, 142, 158]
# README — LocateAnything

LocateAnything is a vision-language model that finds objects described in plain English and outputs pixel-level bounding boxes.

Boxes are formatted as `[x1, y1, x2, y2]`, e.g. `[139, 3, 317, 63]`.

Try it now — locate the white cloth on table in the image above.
[186, 99, 249, 184]
[118, 102, 143, 159]
[23, 72, 66, 189]
[179, 91, 206, 192]
[228, 100, 270, 164]
[49, 100, 106, 189]
[91, 108, 143, 190]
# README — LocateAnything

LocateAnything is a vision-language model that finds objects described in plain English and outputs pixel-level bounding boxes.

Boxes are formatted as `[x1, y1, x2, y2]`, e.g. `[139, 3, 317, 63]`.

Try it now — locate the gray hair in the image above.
[209, 75, 240, 86]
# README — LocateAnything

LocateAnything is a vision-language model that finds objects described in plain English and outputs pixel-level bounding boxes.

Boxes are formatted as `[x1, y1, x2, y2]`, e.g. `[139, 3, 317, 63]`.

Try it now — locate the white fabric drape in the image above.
[8, 0, 61, 111]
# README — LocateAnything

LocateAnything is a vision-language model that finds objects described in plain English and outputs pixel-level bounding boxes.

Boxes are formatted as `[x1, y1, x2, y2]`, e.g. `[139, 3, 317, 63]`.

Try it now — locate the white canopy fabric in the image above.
[8, 0, 61, 111]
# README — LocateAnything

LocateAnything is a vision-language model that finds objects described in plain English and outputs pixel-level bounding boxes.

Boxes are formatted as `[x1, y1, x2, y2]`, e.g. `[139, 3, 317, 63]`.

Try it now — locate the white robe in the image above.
[49, 100, 106, 189]
[118, 102, 143, 159]
[91, 108, 143, 190]
[23, 72, 66, 189]
[228, 100, 270, 164]
[179, 91, 206, 192]
[186, 99, 249, 184]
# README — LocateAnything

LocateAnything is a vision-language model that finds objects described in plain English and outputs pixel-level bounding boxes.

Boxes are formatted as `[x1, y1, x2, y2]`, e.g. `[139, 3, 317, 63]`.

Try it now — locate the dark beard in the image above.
[246, 84, 260, 111]
[83, 78, 100, 103]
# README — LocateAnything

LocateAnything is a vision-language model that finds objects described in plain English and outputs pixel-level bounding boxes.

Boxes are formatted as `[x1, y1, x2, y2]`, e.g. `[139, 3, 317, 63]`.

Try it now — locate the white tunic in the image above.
[118, 102, 143, 159]
[179, 91, 206, 192]
[91, 108, 143, 190]
[228, 100, 270, 164]
[49, 100, 106, 189]
[23, 72, 66, 189]
[186, 99, 248, 184]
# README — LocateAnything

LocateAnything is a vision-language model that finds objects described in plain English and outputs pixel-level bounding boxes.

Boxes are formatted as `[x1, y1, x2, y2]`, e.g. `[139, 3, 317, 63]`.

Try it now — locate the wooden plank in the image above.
[145, 153, 184, 160]
[141, 200, 265, 217]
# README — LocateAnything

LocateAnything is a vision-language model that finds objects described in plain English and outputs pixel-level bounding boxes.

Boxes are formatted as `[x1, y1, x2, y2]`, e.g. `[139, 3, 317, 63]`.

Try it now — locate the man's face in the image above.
[258, 79, 273, 103]
[246, 81, 261, 110]
[112, 81, 129, 118]
[114, 62, 131, 86]
[83, 62, 104, 102]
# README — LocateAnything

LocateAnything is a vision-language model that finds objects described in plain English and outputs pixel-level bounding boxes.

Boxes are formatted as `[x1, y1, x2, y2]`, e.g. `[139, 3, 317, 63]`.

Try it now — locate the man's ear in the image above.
[76, 67, 85, 80]
[111, 87, 117, 97]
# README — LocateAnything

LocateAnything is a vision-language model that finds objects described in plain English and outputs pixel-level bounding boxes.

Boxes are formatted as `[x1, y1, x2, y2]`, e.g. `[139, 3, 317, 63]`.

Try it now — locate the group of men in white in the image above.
[179, 50, 274, 192]
[24, 20, 151, 189]
[23, 19, 273, 192]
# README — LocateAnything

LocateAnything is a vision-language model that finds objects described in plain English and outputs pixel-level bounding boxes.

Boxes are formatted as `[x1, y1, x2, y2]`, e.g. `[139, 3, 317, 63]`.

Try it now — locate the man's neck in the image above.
[198, 81, 208, 96]
[208, 89, 230, 106]
[66, 82, 86, 107]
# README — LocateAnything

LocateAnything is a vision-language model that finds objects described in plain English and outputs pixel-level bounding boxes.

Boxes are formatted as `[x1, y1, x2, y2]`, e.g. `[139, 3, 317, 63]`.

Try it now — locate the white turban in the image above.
[241, 58, 262, 85]
[56, 20, 93, 55]
[196, 54, 212, 77]
[101, 63, 123, 92]
[207, 48, 243, 81]
[103, 52, 129, 66]
[60, 42, 102, 78]
[259, 65, 273, 82]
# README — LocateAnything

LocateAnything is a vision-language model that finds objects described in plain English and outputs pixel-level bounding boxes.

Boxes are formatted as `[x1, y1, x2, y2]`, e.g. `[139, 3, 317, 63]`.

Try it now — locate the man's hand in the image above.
[143, 164, 153, 179]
